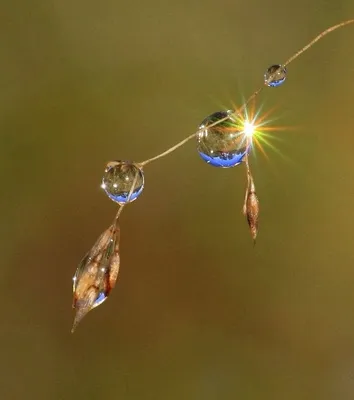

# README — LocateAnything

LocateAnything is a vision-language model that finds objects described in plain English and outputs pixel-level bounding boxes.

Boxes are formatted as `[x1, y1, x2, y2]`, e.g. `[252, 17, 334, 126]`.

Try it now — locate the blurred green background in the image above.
[1, 0, 354, 398]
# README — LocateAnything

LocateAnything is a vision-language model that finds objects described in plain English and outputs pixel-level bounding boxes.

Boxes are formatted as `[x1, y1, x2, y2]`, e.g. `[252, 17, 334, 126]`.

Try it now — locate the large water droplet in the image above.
[196, 110, 250, 167]
[102, 161, 144, 204]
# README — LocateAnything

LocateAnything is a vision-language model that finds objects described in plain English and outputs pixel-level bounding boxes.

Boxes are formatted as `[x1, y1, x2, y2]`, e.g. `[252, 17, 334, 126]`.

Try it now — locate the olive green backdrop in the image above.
[1, 0, 354, 398]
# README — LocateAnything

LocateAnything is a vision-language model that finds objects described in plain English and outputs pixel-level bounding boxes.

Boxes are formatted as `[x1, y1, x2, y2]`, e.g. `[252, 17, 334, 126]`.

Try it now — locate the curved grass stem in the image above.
[138, 19, 354, 168]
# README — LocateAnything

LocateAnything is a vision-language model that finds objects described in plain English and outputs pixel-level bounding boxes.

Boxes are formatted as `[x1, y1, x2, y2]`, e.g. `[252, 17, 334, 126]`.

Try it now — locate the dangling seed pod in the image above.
[72, 224, 120, 332]
[243, 160, 259, 244]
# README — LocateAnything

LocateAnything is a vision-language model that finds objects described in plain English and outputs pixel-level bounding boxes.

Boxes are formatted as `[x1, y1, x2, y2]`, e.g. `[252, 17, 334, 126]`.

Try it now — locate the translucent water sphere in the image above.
[264, 64, 287, 87]
[101, 161, 144, 204]
[196, 110, 250, 167]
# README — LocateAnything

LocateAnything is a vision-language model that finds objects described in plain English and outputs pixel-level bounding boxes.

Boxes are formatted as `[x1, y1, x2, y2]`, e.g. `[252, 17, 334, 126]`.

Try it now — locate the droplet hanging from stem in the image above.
[71, 167, 141, 332]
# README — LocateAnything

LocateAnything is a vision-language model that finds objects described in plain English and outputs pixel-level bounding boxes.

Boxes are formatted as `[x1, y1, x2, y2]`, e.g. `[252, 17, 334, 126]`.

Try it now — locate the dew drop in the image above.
[196, 111, 250, 168]
[264, 64, 287, 87]
[102, 161, 144, 204]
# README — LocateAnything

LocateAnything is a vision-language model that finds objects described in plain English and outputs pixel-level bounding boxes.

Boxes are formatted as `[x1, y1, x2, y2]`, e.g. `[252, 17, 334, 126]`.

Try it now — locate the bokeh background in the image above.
[1, 0, 354, 398]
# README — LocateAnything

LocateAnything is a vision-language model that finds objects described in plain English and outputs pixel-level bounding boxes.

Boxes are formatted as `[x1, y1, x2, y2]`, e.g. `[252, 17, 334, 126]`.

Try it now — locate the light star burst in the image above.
[231, 99, 293, 161]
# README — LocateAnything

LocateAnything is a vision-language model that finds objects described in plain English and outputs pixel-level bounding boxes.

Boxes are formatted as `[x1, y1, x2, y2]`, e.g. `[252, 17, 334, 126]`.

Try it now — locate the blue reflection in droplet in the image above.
[105, 187, 143, 203]
[94, 292, 107, 307]
[198, 149, 248, 167]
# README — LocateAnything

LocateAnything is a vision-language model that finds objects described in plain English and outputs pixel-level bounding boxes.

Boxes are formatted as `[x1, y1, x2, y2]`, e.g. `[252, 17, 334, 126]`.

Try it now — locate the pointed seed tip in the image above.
[71, 321, 79, 334]
[71, 306, 89, 334]
[71, 319, 79, 334]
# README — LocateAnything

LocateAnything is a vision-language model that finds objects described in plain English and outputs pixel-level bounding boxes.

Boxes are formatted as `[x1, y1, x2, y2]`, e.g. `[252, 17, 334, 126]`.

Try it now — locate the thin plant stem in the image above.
[243, 154, 250, 215]
[113, 169, 139, 226]
[114, 204, 124, 226]
[139, 19, 354, 167]
[283, 19, 354, 67]
[139, 111, 240, 166]
[139, 132, 196, 167]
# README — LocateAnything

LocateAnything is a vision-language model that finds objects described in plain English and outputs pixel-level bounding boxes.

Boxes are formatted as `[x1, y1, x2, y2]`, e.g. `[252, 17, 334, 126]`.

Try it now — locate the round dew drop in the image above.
[264, 64, 287, 87]
[101, 161, 144, 204]
[196, 110, 250, 168]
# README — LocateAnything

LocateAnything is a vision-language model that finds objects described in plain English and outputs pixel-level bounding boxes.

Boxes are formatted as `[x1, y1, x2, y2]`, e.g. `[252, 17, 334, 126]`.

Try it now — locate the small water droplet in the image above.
[102, 161, 144, 204]
[196, 111, 250, 168]
[264, 64, 287, 87]
[94, 292, 107, 307]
